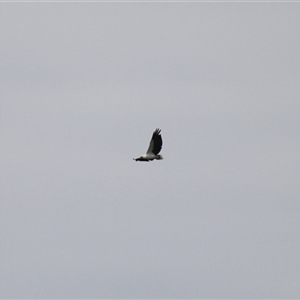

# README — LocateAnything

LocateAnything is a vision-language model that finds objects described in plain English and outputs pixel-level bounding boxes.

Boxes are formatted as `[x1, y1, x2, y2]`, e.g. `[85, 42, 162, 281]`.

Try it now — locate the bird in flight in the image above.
[133, 128, 163, 162]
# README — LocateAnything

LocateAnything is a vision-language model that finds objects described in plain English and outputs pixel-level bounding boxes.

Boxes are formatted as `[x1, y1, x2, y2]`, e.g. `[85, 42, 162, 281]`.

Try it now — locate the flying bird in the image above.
[133, 128, 163, 162]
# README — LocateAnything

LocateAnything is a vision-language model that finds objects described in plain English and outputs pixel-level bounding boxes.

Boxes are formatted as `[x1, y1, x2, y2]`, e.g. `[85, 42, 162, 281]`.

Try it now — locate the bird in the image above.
[133, 128, 163, 162]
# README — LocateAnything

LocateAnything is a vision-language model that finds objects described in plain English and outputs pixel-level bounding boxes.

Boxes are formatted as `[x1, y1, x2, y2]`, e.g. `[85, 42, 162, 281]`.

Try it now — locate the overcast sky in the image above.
[1, 2, 300, 299]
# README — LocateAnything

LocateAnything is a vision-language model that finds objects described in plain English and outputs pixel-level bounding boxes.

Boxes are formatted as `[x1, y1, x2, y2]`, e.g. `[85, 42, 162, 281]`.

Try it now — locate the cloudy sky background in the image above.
[1, 3, 300, 298]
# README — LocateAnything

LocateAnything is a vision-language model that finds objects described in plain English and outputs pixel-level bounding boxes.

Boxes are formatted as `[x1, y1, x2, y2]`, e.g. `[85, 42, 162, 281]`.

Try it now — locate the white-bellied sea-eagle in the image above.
[133, 128, 163, 162]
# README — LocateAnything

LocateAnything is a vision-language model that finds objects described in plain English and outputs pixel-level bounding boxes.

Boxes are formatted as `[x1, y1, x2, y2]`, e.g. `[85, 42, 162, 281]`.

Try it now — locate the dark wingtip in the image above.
[154, 128, 161, 135]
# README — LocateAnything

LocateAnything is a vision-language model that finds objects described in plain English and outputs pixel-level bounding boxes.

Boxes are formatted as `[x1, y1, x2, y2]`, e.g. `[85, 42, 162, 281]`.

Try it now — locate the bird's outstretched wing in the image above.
[146, 128, 163, 155]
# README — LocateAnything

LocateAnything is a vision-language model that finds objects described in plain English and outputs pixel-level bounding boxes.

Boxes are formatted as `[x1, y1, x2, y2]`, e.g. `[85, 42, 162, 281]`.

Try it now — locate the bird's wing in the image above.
[146, 128, 163, 155]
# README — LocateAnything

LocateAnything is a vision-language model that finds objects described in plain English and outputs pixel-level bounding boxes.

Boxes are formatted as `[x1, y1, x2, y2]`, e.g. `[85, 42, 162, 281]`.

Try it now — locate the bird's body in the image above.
[134, 129, 163, 162]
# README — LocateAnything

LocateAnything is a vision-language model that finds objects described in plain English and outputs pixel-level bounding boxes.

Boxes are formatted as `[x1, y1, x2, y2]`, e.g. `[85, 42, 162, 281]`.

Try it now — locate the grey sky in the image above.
[1, 3, 300, 298]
